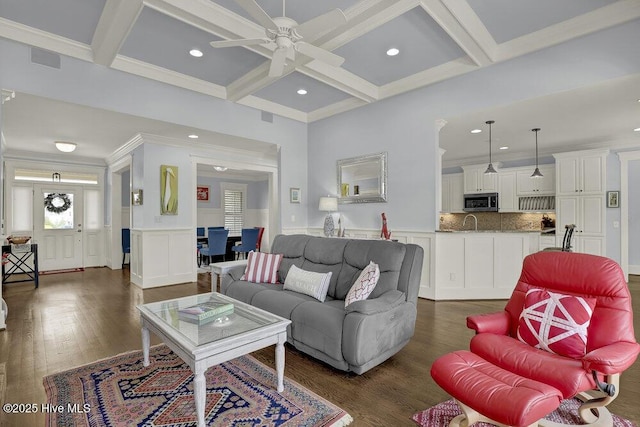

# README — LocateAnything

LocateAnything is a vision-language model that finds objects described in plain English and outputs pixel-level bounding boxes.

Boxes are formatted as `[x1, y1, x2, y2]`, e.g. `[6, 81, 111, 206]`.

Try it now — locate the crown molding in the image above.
[4, 150, 107, 167]
[307, 98, 369, 123]
[0, 17, 93, 62]
[92, 0, 144, 66]
[111, 55, 227, 99]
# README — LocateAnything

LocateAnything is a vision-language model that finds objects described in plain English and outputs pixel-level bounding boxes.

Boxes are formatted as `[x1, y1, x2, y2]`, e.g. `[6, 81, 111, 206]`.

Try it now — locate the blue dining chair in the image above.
[197, 227, 205, 237]
[199, 228, 229, 266]
[122, 228, 130, 268]
[232, 228, 260, 260]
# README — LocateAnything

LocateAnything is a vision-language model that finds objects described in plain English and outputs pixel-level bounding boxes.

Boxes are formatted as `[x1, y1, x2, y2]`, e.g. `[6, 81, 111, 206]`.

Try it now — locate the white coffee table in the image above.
[137, 292, 290, 427]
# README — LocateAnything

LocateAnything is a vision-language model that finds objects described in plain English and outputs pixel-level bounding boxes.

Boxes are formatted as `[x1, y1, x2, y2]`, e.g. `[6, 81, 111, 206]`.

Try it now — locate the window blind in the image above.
[224, 189, 243, 235]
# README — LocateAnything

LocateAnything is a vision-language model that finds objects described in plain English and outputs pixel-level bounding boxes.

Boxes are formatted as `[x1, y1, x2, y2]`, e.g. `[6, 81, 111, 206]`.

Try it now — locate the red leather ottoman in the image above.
[431, 350, 562, 427]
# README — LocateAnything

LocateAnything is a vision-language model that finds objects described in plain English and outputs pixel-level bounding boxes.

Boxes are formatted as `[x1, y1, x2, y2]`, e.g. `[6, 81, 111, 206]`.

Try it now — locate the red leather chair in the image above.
[431, 251, 640, 427]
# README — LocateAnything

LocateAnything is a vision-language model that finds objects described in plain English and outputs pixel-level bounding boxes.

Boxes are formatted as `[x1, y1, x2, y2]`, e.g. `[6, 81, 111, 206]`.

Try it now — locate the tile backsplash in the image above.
[440, 212, 556, 232]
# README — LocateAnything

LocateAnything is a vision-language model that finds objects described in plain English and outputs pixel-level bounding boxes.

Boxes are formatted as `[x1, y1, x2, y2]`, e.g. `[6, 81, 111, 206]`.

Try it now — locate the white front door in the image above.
[33, 185, 84, 271]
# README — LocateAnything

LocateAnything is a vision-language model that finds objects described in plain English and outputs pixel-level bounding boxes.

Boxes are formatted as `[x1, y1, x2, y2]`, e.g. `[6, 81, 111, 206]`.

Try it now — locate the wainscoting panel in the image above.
[130, 228, 196, 288]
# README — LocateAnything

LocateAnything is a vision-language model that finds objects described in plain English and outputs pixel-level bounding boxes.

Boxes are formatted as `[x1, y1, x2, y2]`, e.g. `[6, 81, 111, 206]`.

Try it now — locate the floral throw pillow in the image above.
[240, 251, 283, 284]
[345, 261, 380, 307]
[517, 288, 596, 358]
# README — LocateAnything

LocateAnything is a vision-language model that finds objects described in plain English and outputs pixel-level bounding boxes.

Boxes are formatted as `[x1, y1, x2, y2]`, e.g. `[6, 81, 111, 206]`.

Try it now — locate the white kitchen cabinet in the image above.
[441, 173, 464, 213]
[462, 164, 499, 194]
[498, 171, 517, 212]
[516, 165, 555, 195]
[555, 151, 606, 196]
[539, 235, 556, 251]
[554, 149, 607, 256]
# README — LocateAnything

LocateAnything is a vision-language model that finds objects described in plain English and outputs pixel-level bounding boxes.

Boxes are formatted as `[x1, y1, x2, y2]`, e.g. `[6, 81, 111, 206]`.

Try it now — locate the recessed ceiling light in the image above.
[55, 141, 77, 152]
[189, 49, 203, 57]
[188, 134, 199, 139]
[634, 127, 640, 132]
[499, 146, 509, 150]
[386, 48, 400, 57]
[297, 89, 307, 95]
[470, 129, 482, 134]
[213, 166, 228, 172]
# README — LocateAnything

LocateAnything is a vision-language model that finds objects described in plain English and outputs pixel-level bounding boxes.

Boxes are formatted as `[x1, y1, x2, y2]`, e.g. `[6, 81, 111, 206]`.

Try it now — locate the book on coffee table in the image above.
[178, 301, 234, 325]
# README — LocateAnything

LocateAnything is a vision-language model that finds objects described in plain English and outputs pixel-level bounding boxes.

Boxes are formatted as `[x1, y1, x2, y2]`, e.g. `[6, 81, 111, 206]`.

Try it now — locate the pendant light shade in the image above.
[531, 128, 544, 178]
[484, 120, 497, 175]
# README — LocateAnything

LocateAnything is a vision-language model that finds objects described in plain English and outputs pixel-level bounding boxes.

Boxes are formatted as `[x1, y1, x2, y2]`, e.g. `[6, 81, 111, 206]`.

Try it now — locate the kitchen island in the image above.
[427, 230, 539, 300]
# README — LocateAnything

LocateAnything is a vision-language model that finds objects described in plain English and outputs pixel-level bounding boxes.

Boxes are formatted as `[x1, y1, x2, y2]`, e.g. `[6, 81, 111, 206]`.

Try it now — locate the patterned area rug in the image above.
[413, 398, 637, 427]
[44, 345, 352, 427]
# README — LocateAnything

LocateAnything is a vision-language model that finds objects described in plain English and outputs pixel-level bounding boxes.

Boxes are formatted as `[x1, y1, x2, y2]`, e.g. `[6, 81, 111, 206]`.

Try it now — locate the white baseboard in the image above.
[628, 265, 640, 275]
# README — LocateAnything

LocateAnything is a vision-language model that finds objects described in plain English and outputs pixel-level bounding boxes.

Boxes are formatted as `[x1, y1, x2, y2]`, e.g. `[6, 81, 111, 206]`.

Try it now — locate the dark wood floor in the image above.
[1, 269, 639, 426]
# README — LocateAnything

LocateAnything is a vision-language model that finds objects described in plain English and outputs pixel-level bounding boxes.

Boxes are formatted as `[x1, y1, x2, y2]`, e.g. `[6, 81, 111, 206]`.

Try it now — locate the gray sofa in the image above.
[220, 234, 424, 374]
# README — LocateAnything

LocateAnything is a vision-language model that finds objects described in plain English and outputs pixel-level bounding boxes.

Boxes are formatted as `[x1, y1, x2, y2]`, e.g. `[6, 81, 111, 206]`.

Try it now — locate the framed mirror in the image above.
[337, 152, 387, 204]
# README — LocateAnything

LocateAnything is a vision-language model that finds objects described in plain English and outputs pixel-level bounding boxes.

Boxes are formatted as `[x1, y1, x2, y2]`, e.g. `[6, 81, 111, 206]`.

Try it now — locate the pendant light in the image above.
[484, 120, 497, 174]
[530, 128, 543, 178]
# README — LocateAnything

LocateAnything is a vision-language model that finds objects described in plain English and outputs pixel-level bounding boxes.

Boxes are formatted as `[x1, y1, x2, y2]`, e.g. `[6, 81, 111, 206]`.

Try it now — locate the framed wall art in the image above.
[161, 165, 178, 215]
[197, 185, 210, 202]
[132, 189, 143, 206]
[290, 187, 300, 203]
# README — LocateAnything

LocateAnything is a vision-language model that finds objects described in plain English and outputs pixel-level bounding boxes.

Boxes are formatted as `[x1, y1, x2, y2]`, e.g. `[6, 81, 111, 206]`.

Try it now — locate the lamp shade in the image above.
[318, 196, 338, 212]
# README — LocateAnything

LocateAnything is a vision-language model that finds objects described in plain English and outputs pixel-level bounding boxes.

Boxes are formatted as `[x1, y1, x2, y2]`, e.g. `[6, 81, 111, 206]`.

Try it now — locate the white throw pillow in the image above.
[283, 265, 332, 302]
[345, 261, 380, 307]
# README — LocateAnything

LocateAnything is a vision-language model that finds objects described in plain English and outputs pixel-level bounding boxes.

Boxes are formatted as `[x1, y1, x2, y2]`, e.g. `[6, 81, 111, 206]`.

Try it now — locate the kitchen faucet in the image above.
[463, 214, 478, 231]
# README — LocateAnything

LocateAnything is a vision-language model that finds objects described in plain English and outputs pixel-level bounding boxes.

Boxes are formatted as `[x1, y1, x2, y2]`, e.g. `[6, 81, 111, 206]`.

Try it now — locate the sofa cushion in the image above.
[271, 234, 313, 283]
[517, 288, 596, 359]
[241, 251, 283, 284]
[470, 333, 594, 398]
[251, 289, 317, 323]
[345, 261, 380, 307]
[224, 280, 280, 305]
[283, 265, 332, 302]
[300, 237, 347, 298]
[291, 299, 347, 362]
[336, 240, 406, 300]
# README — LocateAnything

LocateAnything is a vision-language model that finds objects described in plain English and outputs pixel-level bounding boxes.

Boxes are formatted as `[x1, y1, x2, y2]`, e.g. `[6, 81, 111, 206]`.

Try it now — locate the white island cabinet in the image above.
[430, 231, 539, 300]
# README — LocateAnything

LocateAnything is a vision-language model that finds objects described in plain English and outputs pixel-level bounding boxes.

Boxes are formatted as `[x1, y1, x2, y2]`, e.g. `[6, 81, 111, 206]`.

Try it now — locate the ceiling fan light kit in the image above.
[210, 0, 347, 77]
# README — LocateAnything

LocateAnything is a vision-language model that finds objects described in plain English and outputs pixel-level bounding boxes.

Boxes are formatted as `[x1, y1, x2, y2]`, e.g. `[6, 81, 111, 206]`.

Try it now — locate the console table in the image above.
[2, 244, 39, 288]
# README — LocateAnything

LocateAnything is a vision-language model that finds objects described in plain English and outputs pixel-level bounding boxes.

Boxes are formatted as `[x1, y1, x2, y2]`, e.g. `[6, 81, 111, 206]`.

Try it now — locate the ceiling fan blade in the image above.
[234, 0, 278, 32]
[295, 9, 347, 41]
[268, 47, 288, 77]
[295, 42, 344, 68]
[210, 38, 269, 48]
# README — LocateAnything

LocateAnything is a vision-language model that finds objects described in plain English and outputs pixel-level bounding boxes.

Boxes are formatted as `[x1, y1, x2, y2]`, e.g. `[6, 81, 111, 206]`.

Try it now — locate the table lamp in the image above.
[319, 196, 338, 237]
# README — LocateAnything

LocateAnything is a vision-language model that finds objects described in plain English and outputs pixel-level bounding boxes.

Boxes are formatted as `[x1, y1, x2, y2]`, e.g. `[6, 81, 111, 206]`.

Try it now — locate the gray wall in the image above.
[308, 20, 640, 233]
[0, 37, 307, 230]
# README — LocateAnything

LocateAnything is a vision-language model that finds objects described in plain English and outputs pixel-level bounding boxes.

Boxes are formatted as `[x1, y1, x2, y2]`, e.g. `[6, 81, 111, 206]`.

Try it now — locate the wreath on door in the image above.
[44, 193, 72, 214]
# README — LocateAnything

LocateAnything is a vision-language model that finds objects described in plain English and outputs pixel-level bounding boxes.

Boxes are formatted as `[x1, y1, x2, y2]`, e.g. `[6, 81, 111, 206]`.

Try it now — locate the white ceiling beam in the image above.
[0, 17, 93, 62]
[379, 57, 478, 99]
[111, 55, 227, 99]
[419, 0, 492, 67]
[226, 0, 415, 102]
[496, 0, 640, 62]
[297, 62, 378, 103]
[237, 96, 308, 123]
[325, 0, 418, 51]
[438, 0, 497, 62]
[144, 0, 275, 59]
[92, 0, 144, 66]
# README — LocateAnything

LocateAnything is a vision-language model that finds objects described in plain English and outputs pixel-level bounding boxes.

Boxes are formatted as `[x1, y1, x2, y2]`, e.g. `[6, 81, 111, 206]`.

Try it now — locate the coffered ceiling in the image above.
[1, 0, 638, 123]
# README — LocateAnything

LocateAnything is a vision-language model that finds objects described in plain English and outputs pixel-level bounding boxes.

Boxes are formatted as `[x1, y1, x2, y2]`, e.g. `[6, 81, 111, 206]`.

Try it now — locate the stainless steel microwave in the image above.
[463, 193, 499, 212]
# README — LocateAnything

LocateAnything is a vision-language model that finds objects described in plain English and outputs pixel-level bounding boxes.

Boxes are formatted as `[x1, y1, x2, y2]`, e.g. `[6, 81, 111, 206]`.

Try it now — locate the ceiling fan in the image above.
[210, 0, 347, 77]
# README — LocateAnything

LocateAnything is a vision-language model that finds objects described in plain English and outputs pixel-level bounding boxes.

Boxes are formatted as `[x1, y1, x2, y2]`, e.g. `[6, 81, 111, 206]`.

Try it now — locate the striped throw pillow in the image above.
[241, 252, 283, 284]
